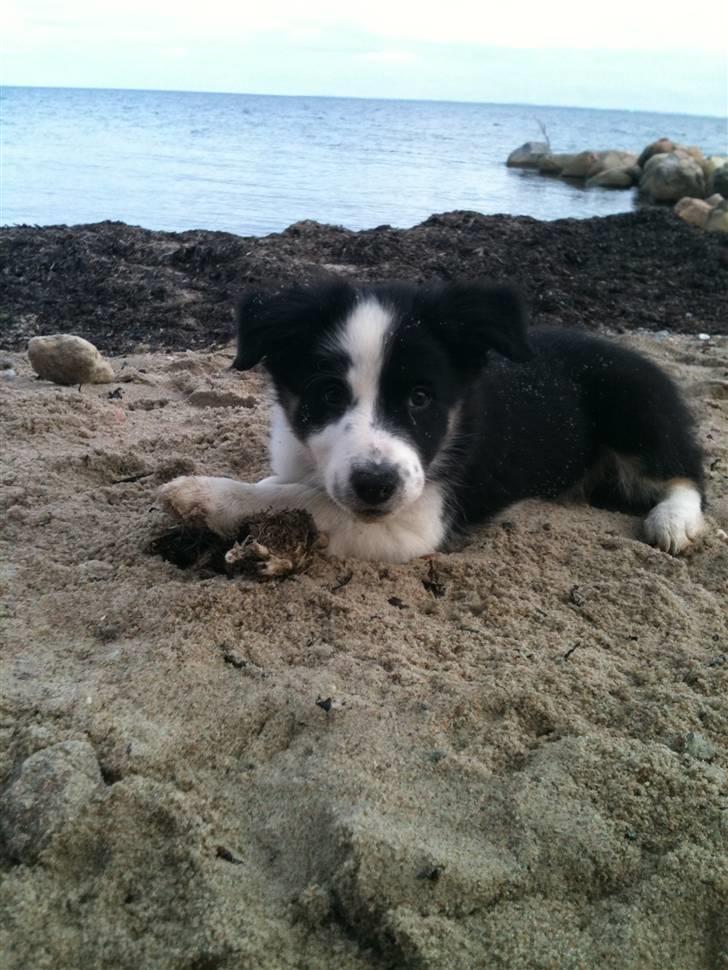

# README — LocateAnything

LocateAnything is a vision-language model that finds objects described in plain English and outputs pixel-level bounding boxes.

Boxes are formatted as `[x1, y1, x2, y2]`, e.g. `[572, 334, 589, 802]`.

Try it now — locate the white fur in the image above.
[157, 297, 444, 562]
[269, 403, 314, 482]
[643, 481, 705, 554]
[158, 474, 445, 562]
[313, 298, 425, 514]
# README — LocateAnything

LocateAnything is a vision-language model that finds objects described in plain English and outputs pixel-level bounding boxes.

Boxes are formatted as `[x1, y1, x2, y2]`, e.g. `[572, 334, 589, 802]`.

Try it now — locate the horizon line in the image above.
[2, 82, 724, 123]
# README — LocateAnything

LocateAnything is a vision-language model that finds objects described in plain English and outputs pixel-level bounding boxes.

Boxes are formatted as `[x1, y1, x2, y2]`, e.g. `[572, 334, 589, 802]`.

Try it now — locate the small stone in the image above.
[0, 741, 103, 863]
[683, 731, 716, 761]
[0, 368, 16, 381]
[28, 334, 114, 386]
[697, 333, 711, 341]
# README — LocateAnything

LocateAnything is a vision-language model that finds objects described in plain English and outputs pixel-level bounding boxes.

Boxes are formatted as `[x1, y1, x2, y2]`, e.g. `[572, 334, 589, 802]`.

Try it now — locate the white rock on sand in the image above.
[28, 333, 115, 385]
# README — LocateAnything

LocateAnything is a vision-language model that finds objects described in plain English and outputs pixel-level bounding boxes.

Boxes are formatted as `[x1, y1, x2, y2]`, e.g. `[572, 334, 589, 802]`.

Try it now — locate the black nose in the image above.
[350, 463, 400, 506]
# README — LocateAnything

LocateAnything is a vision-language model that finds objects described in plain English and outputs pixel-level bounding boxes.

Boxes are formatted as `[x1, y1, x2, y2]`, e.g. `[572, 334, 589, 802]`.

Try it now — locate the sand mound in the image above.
[1, 333, 726, 968]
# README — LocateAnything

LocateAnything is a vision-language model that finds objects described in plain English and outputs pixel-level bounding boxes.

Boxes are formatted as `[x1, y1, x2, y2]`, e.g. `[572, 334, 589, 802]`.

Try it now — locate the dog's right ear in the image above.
[232, 290, 275, 370]
[232, 281, 356, 371]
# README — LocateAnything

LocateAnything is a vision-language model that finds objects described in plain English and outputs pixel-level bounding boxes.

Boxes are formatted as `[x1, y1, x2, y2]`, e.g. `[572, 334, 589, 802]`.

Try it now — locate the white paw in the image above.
[158, 476, 252, 536]
[644, 485, 705, 555]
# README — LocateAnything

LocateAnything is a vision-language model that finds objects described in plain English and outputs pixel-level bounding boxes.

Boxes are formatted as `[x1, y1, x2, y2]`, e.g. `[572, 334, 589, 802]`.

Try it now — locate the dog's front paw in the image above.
[158, 476, 250, 536]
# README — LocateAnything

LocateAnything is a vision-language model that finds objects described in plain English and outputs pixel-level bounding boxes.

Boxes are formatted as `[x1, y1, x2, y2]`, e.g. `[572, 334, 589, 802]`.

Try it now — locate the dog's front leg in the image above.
[158, 475, 331, 537]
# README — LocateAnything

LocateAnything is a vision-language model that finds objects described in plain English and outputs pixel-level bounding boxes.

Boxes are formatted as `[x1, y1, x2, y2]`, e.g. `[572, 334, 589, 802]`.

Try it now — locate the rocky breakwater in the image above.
[507, 136, 728, 230]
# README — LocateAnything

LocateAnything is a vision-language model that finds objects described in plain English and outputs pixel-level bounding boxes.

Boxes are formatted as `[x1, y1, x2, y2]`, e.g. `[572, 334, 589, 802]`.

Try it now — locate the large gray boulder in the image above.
[639, 152, 706, 202]
[506, 141, 550, 168]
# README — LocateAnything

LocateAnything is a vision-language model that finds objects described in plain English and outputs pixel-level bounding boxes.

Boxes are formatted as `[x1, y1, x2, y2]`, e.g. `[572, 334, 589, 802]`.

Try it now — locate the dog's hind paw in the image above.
[643, 482, 705, 555]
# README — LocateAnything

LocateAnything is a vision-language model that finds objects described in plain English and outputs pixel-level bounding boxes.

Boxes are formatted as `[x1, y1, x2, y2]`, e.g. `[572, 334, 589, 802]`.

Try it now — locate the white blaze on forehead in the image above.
[311, 294, 426, 515]
[333, 297, 393, 410]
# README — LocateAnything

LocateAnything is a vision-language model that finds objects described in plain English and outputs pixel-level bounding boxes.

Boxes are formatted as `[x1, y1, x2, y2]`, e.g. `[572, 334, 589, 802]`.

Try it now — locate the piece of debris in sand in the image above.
[149, 509, 324, 580]
[224, 510, 324, 579]
[28, 333, 114, 386]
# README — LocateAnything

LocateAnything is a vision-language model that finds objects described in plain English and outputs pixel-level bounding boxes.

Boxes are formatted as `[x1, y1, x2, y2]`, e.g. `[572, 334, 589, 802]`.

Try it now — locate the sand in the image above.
[1, 332, 727, 969]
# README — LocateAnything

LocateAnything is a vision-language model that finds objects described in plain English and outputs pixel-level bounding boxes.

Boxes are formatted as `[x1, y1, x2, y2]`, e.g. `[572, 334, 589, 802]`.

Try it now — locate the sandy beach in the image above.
[1, 214, 727, 968]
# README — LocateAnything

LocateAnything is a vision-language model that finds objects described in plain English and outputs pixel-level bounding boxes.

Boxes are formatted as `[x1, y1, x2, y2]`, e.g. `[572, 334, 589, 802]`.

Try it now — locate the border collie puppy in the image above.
[160, 280, 705, 562]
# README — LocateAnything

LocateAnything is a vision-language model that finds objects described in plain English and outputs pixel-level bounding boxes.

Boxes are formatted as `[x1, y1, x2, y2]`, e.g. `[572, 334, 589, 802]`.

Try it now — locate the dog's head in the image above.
[233, 280, 531, 520]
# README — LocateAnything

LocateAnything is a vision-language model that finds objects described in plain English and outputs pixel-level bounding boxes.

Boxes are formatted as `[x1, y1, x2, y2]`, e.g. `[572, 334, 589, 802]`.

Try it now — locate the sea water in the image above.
[1, 86, 725, 235]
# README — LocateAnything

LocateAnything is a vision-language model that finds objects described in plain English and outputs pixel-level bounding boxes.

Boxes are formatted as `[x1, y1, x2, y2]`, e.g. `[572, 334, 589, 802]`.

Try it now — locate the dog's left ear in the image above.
[424, 282, 533, 371]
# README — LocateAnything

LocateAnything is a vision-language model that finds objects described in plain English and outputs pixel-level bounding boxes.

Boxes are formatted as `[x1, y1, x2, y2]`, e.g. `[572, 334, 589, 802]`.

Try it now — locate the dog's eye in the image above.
[408, 387, 432, 410]
[321, 382, 348, 408]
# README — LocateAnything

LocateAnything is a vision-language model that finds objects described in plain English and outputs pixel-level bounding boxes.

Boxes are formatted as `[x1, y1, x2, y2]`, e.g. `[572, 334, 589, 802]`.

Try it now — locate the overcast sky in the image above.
[3, 0, 727, 117]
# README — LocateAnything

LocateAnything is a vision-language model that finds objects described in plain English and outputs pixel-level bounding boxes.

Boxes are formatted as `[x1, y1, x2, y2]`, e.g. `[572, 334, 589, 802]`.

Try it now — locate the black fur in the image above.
[234, 279, 704, 542]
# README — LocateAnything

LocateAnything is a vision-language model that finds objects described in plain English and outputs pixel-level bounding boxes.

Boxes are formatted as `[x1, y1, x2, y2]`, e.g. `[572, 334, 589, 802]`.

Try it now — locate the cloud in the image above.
[4, 0, 728, 53]
[357, 50, 417, 64]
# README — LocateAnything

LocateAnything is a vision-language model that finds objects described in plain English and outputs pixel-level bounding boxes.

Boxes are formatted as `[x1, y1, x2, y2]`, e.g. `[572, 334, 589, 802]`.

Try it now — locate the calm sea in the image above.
[1, 86, 726, 236]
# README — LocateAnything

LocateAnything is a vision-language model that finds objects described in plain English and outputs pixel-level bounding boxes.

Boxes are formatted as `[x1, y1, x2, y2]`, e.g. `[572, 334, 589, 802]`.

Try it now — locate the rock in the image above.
[560, 151, 600, 178]
[683, 731, 716, 761]
[674, 197, 713, 229]
[28, 334, 114, 386]
[710, 163, 728, 198]
[592, 150, 638, 175]
[637, 137, 676, 168]
[704, 155, 728, 178]
[706, 193, 725, 207]
[506, 141, 550, 168]
[537, 153, 579, 175]
[546, 150, 638, 181]
[0, 741, 103, 863]
[587, 167, 634, 189]
[684, 145, 704, 162]
[706, 200, 728, 233]
[640, 152, 706, 203]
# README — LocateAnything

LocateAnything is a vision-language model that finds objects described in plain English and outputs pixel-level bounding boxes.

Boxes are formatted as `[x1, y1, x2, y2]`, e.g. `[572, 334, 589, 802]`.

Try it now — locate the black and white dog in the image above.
[160, 280, 705, 562]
